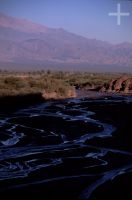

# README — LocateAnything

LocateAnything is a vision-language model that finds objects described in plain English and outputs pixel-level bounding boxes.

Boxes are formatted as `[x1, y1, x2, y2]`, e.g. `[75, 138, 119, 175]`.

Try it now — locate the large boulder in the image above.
[100, 76, 132, 94]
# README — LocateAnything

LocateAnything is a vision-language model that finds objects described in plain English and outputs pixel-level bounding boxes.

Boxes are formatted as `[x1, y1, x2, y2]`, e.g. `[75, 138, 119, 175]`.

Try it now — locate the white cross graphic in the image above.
[108, 3, 130, 25]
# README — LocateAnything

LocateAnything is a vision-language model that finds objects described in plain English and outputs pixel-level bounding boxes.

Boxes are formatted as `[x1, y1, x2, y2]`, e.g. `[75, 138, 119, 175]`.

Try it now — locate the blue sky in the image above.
[0, 0, 132, 43]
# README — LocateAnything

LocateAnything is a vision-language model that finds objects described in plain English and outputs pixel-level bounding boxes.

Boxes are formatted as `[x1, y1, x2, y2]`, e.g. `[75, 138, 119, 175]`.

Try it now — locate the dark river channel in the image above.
[0, 95, 132, 199]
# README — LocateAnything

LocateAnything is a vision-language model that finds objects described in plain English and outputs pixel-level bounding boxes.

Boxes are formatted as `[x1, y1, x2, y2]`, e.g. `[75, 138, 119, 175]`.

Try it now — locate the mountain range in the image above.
[0, 13, 132, 72]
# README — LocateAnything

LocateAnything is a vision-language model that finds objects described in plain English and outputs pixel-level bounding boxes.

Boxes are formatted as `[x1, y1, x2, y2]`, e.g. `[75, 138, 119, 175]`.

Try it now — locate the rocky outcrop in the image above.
[100, 76, 132, 94]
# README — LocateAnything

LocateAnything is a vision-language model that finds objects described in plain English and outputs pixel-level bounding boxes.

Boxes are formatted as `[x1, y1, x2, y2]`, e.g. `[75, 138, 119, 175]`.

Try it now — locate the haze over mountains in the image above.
[0, 13, 132, 72]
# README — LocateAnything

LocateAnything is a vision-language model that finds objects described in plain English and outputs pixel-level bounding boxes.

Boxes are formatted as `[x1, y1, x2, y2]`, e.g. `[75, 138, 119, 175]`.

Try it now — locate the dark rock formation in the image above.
[100, 76, 132, 93]
[75, 82, 94, 90]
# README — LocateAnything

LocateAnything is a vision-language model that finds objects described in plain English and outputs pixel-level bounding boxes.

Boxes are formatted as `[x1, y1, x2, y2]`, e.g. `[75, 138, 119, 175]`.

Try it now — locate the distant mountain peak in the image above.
[0, 12, 48, 33]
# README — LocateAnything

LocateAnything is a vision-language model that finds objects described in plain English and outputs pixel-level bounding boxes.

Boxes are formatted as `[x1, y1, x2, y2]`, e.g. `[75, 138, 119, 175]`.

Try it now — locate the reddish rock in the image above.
[113, 75, 128, 92]
[100, 76, 132, 94]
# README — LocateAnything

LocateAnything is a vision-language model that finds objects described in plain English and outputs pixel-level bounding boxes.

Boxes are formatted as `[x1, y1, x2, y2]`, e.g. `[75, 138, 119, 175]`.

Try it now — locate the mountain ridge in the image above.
[0, 12, 48, 33]
[0, 13, 132, 71]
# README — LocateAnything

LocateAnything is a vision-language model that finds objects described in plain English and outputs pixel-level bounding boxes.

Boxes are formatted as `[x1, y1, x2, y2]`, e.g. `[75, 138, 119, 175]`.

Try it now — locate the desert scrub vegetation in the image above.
[0, 70, 131, 98]
[0, 72, 75, 98]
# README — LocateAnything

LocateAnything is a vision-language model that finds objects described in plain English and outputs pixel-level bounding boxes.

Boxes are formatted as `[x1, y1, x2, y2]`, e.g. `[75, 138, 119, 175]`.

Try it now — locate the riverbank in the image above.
[0, 88, 132, 114]
[0, 71, 132, 113]
[0, 70, 128, 98]
[0, 93, 44, 113]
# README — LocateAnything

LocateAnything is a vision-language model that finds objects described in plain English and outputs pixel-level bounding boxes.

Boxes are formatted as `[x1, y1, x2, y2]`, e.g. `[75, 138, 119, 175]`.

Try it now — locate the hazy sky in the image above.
[0, 0, 132, 44]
